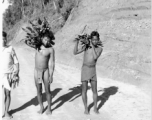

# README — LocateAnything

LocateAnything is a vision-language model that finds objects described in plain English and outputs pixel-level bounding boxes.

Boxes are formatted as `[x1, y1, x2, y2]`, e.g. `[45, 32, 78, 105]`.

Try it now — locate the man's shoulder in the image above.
[47, 47, 55, 53]
[97, 46, 103, 51]
[48, 47, 54, 50]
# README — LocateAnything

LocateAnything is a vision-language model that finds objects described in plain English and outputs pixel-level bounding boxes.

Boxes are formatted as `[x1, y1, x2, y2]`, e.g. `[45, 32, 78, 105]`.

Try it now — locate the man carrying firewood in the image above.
[22, 18, 55, 115]
[73, 31, 103, 114]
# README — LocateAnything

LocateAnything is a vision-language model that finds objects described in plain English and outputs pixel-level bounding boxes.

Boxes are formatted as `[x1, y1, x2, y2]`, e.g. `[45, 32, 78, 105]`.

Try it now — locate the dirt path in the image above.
[2, 44, 151, 120]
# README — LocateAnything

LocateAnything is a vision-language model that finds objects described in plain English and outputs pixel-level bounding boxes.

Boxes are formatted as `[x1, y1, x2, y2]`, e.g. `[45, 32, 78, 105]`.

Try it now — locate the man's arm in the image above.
[12, 48, 20, 75]
[73, 39, 86, 55]
[49, 48, 55, 83]
[90, 41, 103, 60]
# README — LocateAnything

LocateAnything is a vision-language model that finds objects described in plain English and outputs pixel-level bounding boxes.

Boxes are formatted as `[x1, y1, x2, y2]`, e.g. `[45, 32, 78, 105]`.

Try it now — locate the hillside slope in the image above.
[54, 0, 151, 94]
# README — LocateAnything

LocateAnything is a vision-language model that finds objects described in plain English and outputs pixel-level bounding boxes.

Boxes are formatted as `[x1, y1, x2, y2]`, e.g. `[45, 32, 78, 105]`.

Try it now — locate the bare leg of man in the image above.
[35, 70, 44, 114]
[44, 69, 52, 115]
[3, 88, 7, 117]
[82, 81, 89, 114]
[90, 80, 99, 114]
[4, 88, 13, 118]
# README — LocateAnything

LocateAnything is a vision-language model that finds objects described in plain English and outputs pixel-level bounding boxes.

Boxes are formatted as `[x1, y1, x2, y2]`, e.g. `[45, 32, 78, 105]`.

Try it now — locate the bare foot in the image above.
[5, 112, 13, 119]
[37, 108, 44, 114]
[45, 109, 52, 115]
[94, 109, 100, 114]
[84, 109, 90, 115]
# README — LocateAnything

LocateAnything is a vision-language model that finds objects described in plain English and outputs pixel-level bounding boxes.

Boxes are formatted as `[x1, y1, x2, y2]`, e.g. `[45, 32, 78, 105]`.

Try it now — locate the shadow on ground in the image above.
[88, 86, 118, 111]
[51, 85, 83, 112]
[10, 85, 118, 114]
[10, 88, 62, 114]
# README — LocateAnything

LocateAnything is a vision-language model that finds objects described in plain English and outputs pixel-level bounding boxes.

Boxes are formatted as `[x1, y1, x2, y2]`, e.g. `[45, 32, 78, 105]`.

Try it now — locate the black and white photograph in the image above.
[1, 0, 151, 120]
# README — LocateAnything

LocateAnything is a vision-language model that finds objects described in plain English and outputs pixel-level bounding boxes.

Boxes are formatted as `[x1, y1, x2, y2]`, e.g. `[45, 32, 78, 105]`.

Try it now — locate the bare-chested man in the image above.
[73, 31, 103, 114]
[34, 32, 55, 115]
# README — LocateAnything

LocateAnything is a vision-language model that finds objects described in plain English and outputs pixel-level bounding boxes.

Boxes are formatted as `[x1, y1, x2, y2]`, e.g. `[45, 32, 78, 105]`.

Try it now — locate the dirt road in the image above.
[2, 43, 151, 120]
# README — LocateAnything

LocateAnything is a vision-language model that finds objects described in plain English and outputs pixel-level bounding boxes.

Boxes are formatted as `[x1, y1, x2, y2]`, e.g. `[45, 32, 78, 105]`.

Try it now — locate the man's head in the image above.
[42, 35, 51, 48]
[3, 31, 7, 47]
[90, 31, 100, 46]
[41, 31, 55, 48]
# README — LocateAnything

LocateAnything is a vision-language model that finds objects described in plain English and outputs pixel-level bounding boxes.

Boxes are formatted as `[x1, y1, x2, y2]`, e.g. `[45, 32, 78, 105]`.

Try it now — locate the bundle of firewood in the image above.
[75, 33, 103, 47]
[22, 17, 55, 49]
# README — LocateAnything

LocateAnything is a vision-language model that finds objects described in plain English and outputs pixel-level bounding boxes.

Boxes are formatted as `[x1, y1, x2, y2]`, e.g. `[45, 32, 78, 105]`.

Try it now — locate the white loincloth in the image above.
[1, 46, 19, 91]
[2, 73, 13, 91]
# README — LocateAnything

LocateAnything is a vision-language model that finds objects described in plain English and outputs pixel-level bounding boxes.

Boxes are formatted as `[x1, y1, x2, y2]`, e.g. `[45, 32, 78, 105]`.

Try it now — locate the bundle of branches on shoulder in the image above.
[75, 33, 103, 48]
[22, 17, 55, 49]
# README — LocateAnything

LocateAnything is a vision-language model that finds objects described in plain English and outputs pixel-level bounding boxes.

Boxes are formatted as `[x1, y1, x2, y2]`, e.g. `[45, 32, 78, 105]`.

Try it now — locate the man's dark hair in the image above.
[41, 30, 55, 46]
[41, 30, 55, 41]
[3, 31, 7, 37]
[90, 31, 100, 39]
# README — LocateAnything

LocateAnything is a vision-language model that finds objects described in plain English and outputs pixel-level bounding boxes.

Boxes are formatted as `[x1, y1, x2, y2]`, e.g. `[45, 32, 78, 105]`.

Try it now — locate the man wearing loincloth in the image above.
[34, 32, 55, 115]
[22, 18, 55, 115]
[1, 31, 20, 118]
[73, 31, 103, 114]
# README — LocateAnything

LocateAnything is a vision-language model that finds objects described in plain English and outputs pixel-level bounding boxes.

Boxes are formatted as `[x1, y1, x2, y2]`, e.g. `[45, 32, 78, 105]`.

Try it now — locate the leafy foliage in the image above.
[75, 34, 103, 48]
[3, 0, 77, 35]
[3, 0, 22, 31]
[58, 0, 76, 21]
[22, 17, 55, 49]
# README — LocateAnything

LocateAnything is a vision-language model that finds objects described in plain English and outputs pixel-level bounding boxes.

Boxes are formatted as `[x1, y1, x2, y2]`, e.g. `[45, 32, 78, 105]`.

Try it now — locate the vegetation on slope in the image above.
[3, 0, 78, 41]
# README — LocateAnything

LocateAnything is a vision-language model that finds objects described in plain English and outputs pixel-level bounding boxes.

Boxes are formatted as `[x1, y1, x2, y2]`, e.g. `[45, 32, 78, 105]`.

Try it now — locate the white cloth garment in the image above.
[1, 46, 19, 90]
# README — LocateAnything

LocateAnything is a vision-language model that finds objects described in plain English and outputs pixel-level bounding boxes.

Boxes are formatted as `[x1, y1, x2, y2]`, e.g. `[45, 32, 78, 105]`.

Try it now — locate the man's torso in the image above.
[35, 48, 51, 69]
[83, 47, 99, 65]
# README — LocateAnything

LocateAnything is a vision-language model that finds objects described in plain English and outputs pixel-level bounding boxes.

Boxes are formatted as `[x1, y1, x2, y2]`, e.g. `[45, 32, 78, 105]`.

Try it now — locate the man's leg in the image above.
[90, 80, 99, 114]
[44, 69, 52, 115]
[3, 88, 7, 116]
[82, 81, 89, 114]
[34, 71, 44, 114]
[4, 88, 13, 118]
